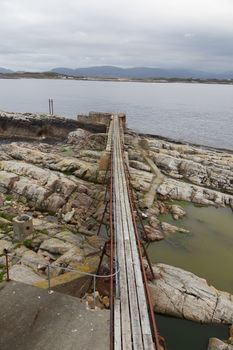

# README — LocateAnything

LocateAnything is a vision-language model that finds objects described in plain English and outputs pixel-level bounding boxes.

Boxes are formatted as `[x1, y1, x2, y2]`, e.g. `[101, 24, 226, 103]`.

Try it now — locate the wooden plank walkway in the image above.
[111, 115, 155, 350]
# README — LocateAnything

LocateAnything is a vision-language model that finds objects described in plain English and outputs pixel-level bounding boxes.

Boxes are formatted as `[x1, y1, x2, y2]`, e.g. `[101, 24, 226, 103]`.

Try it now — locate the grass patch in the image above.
[4, 194, 12, 202]
[0, 223, 13, 234]
[62, 170, 75, 176]
[23, 239, 33, 248]
[17, 196, 27, 204]
[159, 212, 174, 222]
[14, 242, 23, 249]
[36, 228, 49, 235]
[60, 147, 75, 157]
[0, 270, 5, 282]
[0, 211, 15, 221]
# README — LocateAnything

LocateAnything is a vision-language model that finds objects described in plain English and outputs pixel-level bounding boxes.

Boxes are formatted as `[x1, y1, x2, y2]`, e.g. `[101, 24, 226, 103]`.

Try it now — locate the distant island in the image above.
[1, 65, 233, 84]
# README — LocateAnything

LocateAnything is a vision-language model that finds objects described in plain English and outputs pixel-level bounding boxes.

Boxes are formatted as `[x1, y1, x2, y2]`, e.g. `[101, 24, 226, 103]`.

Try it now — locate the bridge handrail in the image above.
[2, 251, 120, 279]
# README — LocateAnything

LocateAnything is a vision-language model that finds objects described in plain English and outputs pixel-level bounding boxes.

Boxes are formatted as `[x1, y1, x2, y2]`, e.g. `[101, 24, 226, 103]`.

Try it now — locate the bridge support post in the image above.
[99, 151, 111, 172]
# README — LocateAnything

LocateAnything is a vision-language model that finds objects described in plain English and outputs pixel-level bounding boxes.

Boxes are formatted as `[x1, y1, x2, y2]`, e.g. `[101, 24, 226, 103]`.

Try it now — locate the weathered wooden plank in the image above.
[113, 117, 132, 350]
[120, 162, 154, 349]
[106, 116, 113, 152]
[114, 299, 122, 350]
[115, 131, 144, 350]
[116, 119, 154, 349]
[112, 115, 155, 350]
[115, 127, 145, 350]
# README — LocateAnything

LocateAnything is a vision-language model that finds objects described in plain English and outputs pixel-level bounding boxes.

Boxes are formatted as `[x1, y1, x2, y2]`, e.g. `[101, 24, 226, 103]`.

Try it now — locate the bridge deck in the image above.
[111, 116, 155, 350]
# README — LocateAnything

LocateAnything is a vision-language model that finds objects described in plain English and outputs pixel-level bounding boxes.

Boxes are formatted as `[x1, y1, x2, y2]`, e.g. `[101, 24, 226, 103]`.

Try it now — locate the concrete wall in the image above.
[78, 112, 126, 129]
[78, 112, 112, 126]
[0, 114, 106, 141]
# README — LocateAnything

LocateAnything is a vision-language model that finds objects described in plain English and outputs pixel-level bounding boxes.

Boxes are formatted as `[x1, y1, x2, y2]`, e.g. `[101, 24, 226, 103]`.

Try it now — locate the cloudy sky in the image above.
[1, 0, 233, 72]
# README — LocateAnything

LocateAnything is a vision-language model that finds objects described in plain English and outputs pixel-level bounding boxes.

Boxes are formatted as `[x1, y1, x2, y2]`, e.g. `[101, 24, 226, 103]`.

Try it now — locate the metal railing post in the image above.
[3, 249, 10, 281]
[93, 275, 96, 309]
[47, 264, 52, 294]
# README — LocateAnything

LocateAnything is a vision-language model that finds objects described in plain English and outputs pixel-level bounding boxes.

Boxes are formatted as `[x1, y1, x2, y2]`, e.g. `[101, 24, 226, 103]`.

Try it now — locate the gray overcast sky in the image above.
[1, 0, 233, 71]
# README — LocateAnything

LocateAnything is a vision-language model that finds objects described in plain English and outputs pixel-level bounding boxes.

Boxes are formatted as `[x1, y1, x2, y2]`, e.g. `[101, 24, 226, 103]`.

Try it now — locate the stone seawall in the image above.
[0, 112, 106, 141]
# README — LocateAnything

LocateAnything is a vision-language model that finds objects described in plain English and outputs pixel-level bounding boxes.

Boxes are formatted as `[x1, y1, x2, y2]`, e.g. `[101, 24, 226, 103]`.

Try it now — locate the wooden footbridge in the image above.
[100, 114, 165, 350]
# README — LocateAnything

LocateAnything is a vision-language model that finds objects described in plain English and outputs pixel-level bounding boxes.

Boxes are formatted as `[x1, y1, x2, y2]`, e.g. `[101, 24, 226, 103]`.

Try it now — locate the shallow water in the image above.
[149, 203, 233, 293]
[157, 315, 229, 350]
[148, 203, 233, 349]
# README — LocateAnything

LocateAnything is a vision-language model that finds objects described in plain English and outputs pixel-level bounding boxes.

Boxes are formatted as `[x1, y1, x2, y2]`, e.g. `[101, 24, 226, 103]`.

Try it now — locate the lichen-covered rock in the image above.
[40, 238, 74, 254]
[55, 230, 84, 245]
[52, 246, 84, 266]
[0, 171, 19, 192]
[67, 128, 90, 145]
[21, 250, 48, 271]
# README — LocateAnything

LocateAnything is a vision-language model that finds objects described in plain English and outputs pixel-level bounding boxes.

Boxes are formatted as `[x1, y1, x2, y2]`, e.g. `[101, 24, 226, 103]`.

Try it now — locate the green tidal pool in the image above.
[148, 202, 233, 350]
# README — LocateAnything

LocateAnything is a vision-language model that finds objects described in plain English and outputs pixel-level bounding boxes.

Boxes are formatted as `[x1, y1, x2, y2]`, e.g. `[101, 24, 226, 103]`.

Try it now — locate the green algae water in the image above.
[148, 203, 233, 350]
[156, 315, 228, 350]
[149, 203, 233, 293]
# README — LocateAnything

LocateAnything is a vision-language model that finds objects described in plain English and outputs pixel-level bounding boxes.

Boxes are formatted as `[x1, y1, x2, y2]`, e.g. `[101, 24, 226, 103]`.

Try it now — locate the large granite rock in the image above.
[40, 238, 74, 255]
[55, 230, 84, 245]
[128, 134, 233, 211]
[161, 222, 189, 235]
[0, 151, 102, 219]
[52, 246, 84, 266]
[9, 264, 45, 284]
[0, 171, 18, 192]
[0, 144, 99, 183]
[0, 240, 13, 255]
[67, 128, 90, 145]
[149, 264, 233, 324]
[208, 338, 233, 350]
[21, 250, 48, 271]
[157, 177, 233, 207]
[153, 152, 233, 194]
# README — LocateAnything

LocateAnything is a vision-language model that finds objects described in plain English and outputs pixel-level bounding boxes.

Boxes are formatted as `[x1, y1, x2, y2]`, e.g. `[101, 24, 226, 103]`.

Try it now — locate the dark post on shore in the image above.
[48, 98, 54, 115]
[4, 249, 10, 281]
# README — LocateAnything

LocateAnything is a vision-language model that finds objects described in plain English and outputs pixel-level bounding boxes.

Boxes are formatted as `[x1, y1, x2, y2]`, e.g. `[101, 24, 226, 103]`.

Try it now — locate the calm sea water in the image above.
[0, 78, 233, 150]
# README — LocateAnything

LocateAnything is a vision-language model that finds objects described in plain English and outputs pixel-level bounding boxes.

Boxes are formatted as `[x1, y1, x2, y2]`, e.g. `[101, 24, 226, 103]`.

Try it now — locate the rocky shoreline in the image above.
[0, 111, 232, 349]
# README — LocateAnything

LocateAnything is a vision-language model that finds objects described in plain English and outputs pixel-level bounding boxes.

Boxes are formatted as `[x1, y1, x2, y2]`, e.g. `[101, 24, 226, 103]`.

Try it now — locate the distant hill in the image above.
[51, 66, 233, 79]
[0, 67, 14, 73]
[1, 66, 233, 80]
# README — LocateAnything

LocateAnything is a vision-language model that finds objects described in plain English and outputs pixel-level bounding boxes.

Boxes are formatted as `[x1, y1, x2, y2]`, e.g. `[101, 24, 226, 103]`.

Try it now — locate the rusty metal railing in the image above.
[2, 249, 120, 308]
